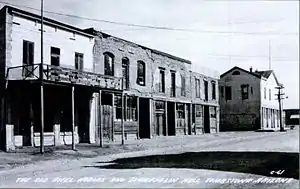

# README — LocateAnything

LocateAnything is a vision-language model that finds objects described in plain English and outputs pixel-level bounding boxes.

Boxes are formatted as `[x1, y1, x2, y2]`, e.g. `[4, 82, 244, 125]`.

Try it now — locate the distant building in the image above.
[284, 109, 299, 127]
[219, 66, 283, 131]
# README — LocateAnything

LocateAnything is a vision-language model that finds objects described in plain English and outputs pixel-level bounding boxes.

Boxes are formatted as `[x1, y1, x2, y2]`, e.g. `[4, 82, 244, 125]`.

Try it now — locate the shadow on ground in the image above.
[85, 151, 299, 179]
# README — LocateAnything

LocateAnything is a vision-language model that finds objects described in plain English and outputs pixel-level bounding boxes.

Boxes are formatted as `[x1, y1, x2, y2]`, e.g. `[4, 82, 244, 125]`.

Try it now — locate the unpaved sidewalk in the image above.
[0, 130, 297, 172]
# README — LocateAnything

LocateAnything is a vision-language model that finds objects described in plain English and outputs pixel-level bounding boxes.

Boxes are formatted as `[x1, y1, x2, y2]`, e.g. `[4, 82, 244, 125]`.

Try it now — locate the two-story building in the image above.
[0, 6, 219, 151]
[219, 66, 283, 131]
[84, 28, 220, 141]
[0, 6, 124, 151]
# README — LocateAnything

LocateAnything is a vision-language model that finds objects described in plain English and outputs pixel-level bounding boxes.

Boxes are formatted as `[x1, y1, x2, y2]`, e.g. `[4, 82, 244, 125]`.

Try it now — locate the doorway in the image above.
[138, 98, 150, 138]
[167, 102, 175, 136]
[76, 87, 93, 143]
[204, 105, 210, 133]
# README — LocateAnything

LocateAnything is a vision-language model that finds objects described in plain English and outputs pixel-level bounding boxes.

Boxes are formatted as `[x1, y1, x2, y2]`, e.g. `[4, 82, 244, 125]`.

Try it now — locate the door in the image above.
[155, 112, 164, 136]
[138, 98, 150, 138]
[204, 105, 210, 133]
[167, 102, 175, 136]
[22, 40, 34, 78]
[102, 105, 113, 141]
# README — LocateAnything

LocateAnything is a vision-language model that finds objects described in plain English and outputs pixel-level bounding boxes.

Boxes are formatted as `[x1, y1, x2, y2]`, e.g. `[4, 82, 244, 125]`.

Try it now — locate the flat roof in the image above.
[1, 5, 93, 38]
[84, 28, 192, 64]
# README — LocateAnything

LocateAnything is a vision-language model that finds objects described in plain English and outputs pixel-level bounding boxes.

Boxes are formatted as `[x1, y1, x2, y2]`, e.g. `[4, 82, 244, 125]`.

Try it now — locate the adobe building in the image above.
[219, 66, 283, 131]
[0, 6, 219, 151]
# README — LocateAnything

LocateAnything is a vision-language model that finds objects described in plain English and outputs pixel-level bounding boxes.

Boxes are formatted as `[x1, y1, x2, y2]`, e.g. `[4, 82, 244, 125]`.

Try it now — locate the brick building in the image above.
[0, 6, 219, 151]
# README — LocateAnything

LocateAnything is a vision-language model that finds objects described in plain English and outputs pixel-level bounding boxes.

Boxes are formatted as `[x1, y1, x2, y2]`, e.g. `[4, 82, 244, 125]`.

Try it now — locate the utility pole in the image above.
[269, 39, 272, 70]
[275, 85, 285, 132]
[39, 0, 44, 154]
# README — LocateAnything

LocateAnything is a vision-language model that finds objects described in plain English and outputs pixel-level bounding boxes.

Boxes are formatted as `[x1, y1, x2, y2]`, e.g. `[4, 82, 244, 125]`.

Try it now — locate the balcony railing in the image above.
[6, 64, 123, 90]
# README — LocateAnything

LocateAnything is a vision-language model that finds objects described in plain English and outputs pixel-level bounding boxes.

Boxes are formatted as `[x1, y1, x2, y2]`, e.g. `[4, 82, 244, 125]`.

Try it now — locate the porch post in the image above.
[112, 93, 115, 142]
[194, 105, 197, 135]
[121, 93, 125, 145]
[71, 86, 75, 150]
[149, 99, 153, 139]
[99, 90, 103, 147]
[189, 103, 192, 135]
[174, 102, 177, 136]
[184, 103, 187, 135]
[137, 96, 140, 139]
[40, 85, 44, 153]
[165, 101, 168, 136]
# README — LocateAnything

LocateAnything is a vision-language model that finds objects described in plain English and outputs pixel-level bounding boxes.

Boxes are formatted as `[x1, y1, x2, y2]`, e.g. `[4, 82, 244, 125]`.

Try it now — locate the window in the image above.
[220, 86, 224, 98]
[104, 52, 114, 76]
[212, 81, 216, 100]
[50, 47, 60, 66]
[155, 101, 165, 110]
[177, 103, 185, 119]
[210, 107, 216, 118]
[75, 52, 84, 71]
[126, 96, 137, 121]
[114, 95, 123, 120]
[195, 104, 203, 117]
[241, 84, 249, 100]
[181, 75, 186, 96]
[225, 86, 232, 100]
[195, 78, 200, 98]
[159, 68, 165, 93]
[122, 58, 129, 89]
[264, 87, 267, 99]
[232, 70, 240, 75]
[171, 71, 176, 97]
[137, 61, 145, 86]
[204, 80, 208, 101]
[22, 40, 34, 77]
[269, 89, 271, 100]
[251, 87, 253, 95]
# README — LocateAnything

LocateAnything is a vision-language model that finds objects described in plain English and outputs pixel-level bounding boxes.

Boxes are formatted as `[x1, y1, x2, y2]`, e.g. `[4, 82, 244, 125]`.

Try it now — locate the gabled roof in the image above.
[254, 70, 281, 86]
[220, 66, 261, 79]
[220, 66, 282, 86]
[254, 70, 273, 78]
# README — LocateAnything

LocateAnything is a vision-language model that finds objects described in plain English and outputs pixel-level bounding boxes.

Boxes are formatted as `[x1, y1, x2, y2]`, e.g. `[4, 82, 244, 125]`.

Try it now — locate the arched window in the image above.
[103, 52, 114, 76]
[122, 57, 129, 89]
[137, 61, 145, 86]
[232, 70, 240, 75]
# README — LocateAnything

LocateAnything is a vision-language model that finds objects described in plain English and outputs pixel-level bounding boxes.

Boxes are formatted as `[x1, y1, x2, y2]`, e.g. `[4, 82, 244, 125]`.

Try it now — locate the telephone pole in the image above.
[39, 0, 44, 153]
[268, 39, 271, 70]
[275, 85, 285, 132]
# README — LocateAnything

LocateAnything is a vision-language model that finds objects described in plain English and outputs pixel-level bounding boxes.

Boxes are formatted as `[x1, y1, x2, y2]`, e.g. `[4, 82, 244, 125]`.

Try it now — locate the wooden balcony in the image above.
[6, 64, 123, 90]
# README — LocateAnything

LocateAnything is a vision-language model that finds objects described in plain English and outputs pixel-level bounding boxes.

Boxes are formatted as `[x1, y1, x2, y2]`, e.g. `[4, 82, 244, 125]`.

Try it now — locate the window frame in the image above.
[103, 52, 114, 76]
[225, 86, 232, 101]
[170, 71, 176, 97]
[122, 57, 130, 89]
[181, 74, 186, 96]
[159, 68, 165, 93]
[75, 52, 84, 71]
[136, 60, 146, 86]
[211, 81, 216, 100]
[241, 84, 249, 100]
[195, 78, 201, 98]
[50, 46, 60, 66]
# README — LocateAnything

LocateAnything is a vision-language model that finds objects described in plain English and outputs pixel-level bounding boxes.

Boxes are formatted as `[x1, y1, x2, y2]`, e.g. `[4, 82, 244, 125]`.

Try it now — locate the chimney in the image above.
[250, 67, 253, 73]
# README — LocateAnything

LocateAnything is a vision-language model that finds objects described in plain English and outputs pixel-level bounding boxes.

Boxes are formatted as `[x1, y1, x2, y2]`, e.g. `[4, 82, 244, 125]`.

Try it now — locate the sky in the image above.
[1, 0, 299, 109]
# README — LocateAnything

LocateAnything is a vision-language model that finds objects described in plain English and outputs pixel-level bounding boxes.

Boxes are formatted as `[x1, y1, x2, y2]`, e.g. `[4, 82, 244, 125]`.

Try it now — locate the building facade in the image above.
[0, 6, 219, 151]
[219, 66, 283, 131]
[284, 109, 299, 128]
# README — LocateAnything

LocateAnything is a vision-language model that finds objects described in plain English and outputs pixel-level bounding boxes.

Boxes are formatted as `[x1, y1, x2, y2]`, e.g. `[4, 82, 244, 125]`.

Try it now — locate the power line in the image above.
[0, 1, 298, 36]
